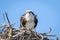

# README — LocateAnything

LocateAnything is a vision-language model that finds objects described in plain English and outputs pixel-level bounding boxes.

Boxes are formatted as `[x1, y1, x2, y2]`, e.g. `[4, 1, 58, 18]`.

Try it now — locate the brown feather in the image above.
[20, 15, 27, 27]
[34, 15, 38, 28]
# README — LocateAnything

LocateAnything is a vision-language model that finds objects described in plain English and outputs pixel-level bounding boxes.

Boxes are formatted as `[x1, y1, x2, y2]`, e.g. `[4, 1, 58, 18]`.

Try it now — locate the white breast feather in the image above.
[25, 13, 35, 29]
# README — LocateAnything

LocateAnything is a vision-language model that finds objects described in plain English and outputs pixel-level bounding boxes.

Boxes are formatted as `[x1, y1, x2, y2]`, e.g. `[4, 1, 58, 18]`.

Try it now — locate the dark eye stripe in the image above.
[31, 12, 35, 15]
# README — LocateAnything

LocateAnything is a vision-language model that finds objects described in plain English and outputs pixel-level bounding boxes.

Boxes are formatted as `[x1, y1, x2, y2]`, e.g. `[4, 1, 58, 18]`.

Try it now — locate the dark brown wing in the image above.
[20, 14, 27, 27]
[34, 15, 38, 28]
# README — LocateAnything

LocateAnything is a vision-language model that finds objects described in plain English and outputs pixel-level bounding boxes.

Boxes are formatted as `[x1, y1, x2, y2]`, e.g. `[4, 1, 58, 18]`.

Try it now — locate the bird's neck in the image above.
[25, 14, 34, 21]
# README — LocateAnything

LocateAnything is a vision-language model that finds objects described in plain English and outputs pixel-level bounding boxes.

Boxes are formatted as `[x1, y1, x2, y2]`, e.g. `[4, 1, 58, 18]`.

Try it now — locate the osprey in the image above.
[20, 10, 38, 30]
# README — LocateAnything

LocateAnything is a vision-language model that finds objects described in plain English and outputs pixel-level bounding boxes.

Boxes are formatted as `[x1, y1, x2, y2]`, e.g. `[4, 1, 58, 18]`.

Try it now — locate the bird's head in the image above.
[26, 10, 34, 16]
[26, 10, 32, 13]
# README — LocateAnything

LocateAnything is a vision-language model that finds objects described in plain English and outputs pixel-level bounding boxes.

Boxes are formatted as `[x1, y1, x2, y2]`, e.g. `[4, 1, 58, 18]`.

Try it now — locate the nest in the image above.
[0, 28, 43, 40]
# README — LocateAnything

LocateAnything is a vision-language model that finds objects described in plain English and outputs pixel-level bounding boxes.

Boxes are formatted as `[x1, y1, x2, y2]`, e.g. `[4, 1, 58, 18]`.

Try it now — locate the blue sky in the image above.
[0, 0, 60, 39]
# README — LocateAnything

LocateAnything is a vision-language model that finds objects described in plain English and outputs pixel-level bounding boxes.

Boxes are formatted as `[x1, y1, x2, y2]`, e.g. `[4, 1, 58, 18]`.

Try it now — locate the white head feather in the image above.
[26, 10, 32, 13]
